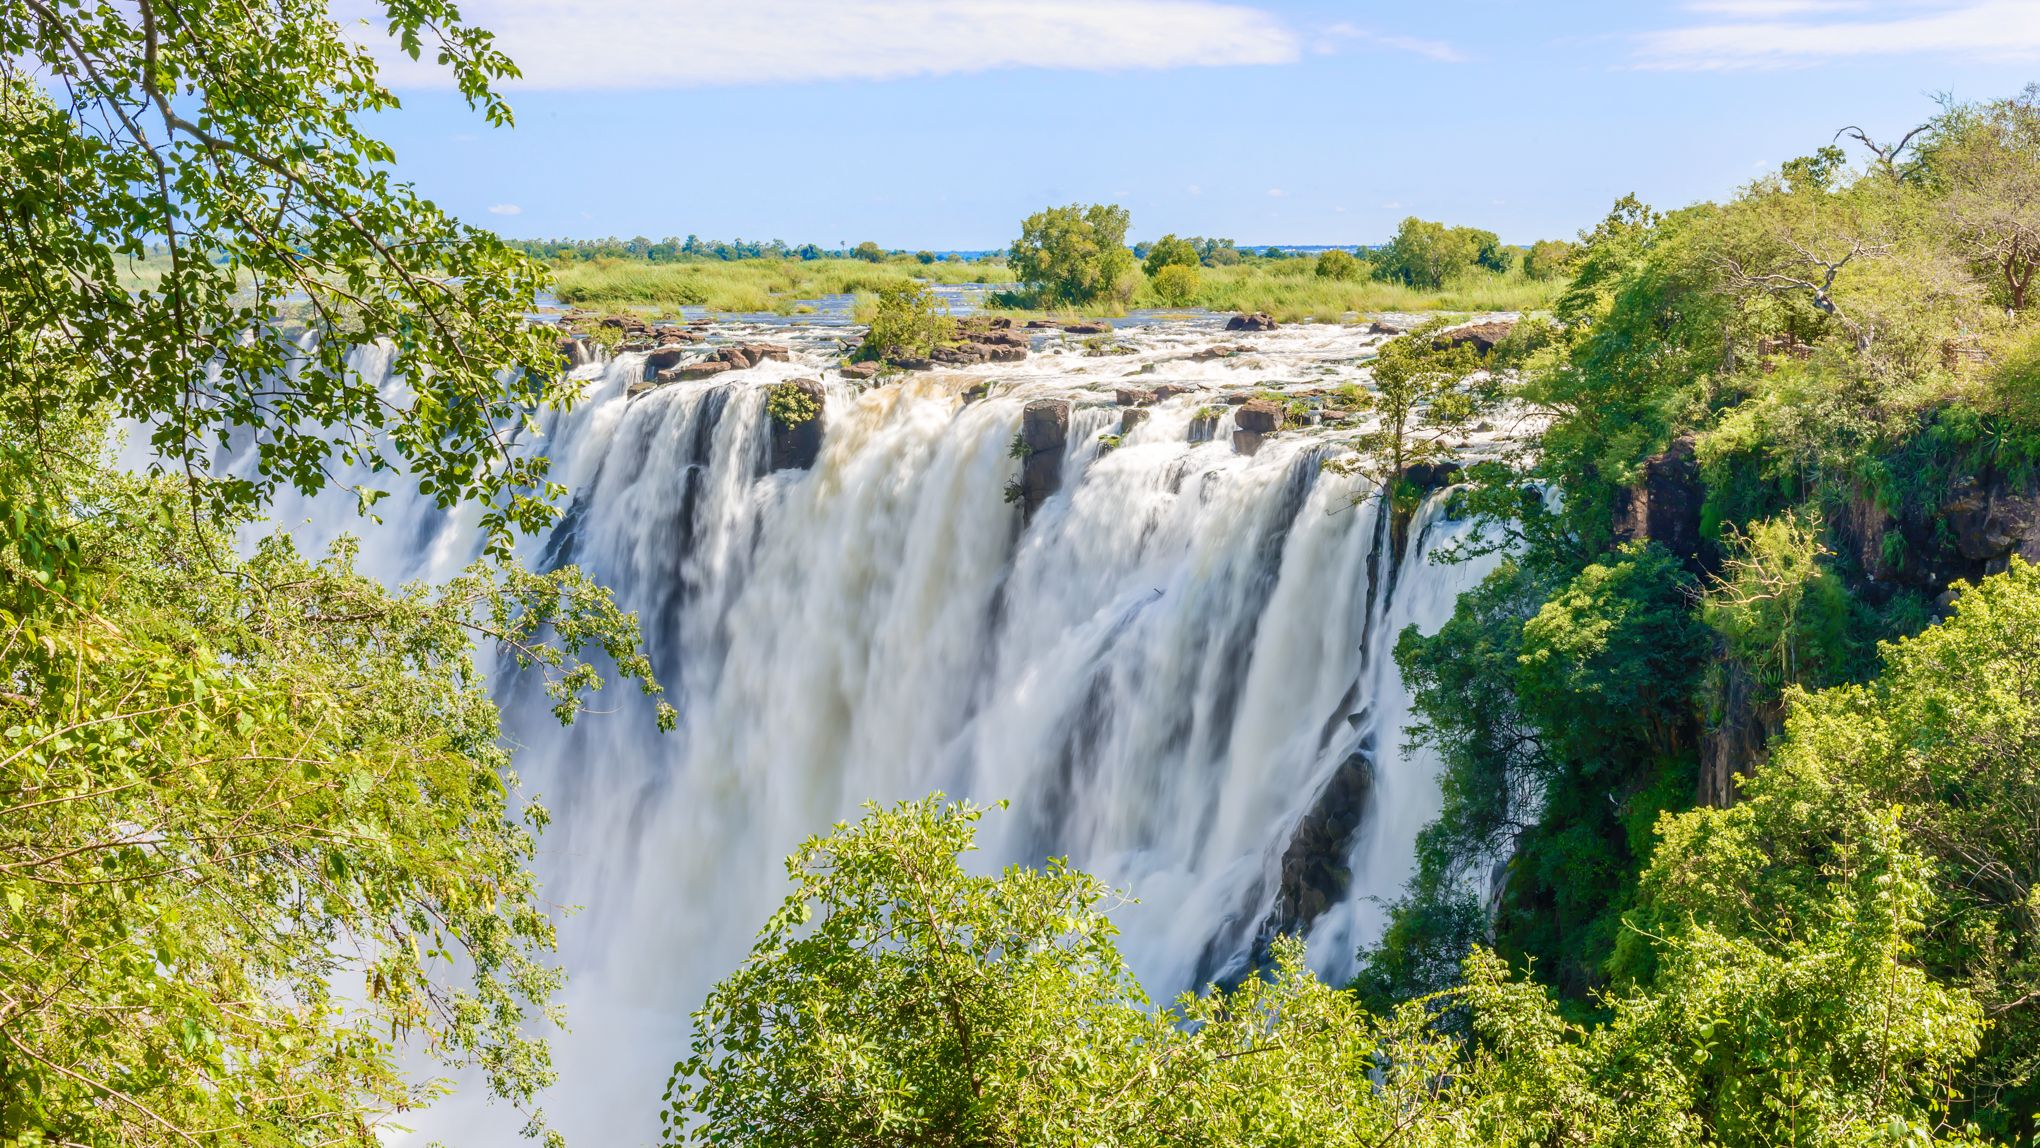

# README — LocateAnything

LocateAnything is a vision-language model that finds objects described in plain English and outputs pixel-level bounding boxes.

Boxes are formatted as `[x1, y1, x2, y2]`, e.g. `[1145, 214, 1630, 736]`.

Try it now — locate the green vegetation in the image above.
[1, 2, 668, 1144]
[1374, 217, 1512, 288]
[549, 257, 1010, 314]
[1140, 233, 1201, 276]
[1148, 263, 1201, 306]
[1314, 247, 1362, 281]
[1363, 86, 2040, 1141]
[1006, 203, 1136, 308]
[855, 280, 954, 362]
[766, 382, 823, 426]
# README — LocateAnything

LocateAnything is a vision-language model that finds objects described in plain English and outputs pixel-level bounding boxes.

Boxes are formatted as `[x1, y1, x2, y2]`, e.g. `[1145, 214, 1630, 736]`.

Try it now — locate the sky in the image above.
[358, 0, 2040, 247]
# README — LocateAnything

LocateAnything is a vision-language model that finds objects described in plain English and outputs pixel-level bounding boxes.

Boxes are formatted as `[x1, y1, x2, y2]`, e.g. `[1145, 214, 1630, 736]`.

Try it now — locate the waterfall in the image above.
[249, 319, 1505, 1143]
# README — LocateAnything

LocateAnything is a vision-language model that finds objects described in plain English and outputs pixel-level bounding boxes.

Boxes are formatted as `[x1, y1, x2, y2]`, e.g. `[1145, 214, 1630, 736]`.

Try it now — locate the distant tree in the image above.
[1141, 233, 1201, 277]
[858, 280, 953, 362]
[1198, 237, 1242, 267]
[916, 250, 937, 264]
[1523, 238, 1577, 280]
[852, 240, 886, 263]
[1008, 203, 1135, 308]
[1373, 217, 1486, 288]
[1315, 248, 1362, 281]
[796, 243, 825, 260]
[1935, 84, 2040, 309]
[1150, 263, 1202, 306]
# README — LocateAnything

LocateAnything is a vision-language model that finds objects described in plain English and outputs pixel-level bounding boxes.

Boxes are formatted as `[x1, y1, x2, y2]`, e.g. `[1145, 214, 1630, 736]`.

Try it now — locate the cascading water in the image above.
[252, 317, 1505, 1143]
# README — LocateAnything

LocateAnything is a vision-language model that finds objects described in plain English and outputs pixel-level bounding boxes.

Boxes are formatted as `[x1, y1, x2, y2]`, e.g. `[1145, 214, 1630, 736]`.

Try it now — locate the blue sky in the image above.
[362, 1, 2040, 247]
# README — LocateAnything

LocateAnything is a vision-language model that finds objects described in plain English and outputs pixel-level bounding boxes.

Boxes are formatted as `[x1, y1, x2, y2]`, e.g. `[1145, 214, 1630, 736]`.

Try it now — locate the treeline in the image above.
[506, 235, 985, 264]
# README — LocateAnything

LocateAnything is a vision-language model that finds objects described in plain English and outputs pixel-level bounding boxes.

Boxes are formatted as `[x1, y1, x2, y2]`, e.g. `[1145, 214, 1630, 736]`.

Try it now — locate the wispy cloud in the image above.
[1638, 0, 2040, 69]
[1266, 187, 1287, 198]
[487, 203, 523, 215]
[1321, 22, 1468, 63]
[370, 0, 1300, 89]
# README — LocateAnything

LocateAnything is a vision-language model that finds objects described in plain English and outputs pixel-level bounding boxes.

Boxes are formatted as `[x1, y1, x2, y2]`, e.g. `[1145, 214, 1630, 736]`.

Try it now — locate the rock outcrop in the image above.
[658, 360, 732, 383]
[1433, 319, 1516, 356]
[1015, 399, 1069, 521]
[1267, 743, 1375, 943]
[711, 342, 792, 371]
[768, 378, 827, 472]
[839, 361, 880, 382]
[1226, 312, 1278, 332]
[1611, 435, 1704, 568]
[1944, 475, 2040, 572]
[1233, 399, 1283, 434]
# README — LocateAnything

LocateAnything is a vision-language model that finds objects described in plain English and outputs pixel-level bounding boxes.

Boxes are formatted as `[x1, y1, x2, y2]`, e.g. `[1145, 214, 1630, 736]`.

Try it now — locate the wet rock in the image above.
[1401, 460, 1463, 494]
[931, 344, 989, 366]
[1367, 318, 1408, 335]
[1434, 319, 1516, 356]
[1115, 387, 1155, 407]
[1025, 319, 1060, 329]
[769, 378, 827, 472]
[1232, 430, 1267, 456]
[1061, 320, 1112, 335]
[1225, 311, 1278, 332]
[892, 357, 935, 372]
[559, 335, 591, 370]
[1191, 343, 1252, 362]
[1234, 399, 1283, 434]
[1611, 435, 1703, 568]
[661, 360, 732, 382]
[1016, 399, 1069, 520]
[1153, 384, 1197, 401]
[1267, 746, 1376, 939]
[840, 361, 880, 381]
[1222, 393, 1253, 406]
[1190, 408, 1223, 444]
[1320, 410, 1352, 424]
[711, 342, 793, 371]
[1119, 408, 1149, 435]
[644, 345, 691, 378]
[1699, 656, 1778, 809]
[985, 344, 1028, 363]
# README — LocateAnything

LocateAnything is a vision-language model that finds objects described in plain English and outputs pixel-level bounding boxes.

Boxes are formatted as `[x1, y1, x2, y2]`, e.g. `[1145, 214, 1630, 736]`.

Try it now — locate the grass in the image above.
[547, 257, 1015, 314]
[980, 260, 1564, 323]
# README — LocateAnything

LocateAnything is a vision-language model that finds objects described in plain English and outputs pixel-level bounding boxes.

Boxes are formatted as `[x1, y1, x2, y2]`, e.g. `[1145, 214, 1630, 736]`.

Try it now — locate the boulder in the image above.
[559, 335, 591, 370]
[1025, 319, 1060, 329]
[769, 378, 827, 472]
[1434, 320, 1516, 356]
[1226, 312, 1278, 332]
[1119, 408, 1149, 435]
[1367, 318, 1408, 336]
[1611, 435, 1703, 568]
[984, 344, 1028, 363]
[1153, 384, 1197, 401]
[1232, 430, 1268, 456]
[1190, 343, 1251, 362]
[1115, 387, 1155, 407]
[660, 360, 731, 382]
[1222, 392, 1253, 406]
[644, 345, 690, 378]
[1234, 399, 1283, 434]
[1400, 460, 1463, 494]
[892, 357, 934, 372]
[1017, 399, 1070, 520]
[931, 345, 989, 366]
[1061, 321, 1112, 335]
[712, 342, 793, 371]
[840, 361, 880, 381]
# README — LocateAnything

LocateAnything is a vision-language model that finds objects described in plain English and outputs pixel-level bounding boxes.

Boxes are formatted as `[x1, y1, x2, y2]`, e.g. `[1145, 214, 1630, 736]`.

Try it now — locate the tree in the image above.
[1008, 203, 1135, 308]
[1140, 233, 1200, 277]
[1522, 238, 1575, 280]
[858, 279, 953, 362]
[1935, 84, 2040, 309]
[1148, 263, 1201, 306]
[0, 0, 669, 1142]
[1314, 248, 1361, 281]
[852, 240, 886, 263]
[1373, 218, 1487, 288]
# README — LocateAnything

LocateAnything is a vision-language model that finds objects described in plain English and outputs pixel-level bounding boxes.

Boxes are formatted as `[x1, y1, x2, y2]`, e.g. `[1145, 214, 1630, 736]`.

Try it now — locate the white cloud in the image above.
[1266, 187, 1287, 197]
[1638, 0, 2040, 68]
[488, 203, 523, 215]
[371, 0, 1300, 89]
[1187, 184, 1203, 195]
[1322, 22, 1468, 63]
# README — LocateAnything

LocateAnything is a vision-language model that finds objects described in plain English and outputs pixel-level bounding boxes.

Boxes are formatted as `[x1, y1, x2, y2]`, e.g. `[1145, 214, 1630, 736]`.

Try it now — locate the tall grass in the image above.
[548, 257, 1015, 313]
[1173, 262, 1560, 321]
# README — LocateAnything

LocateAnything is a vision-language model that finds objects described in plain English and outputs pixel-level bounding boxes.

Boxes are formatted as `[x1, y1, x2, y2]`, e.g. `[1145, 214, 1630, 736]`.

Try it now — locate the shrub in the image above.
[858, 280, 953, 362]
[1009, 203, 1136, 308]
[1315, 249, 1361, 281]
[765, 382, 822, 427]
[1523, 238, 1576, 281]
[1150, 263, 1202, 306]
[1141, 234, 1201, 277]
[852, 240, 885, 263]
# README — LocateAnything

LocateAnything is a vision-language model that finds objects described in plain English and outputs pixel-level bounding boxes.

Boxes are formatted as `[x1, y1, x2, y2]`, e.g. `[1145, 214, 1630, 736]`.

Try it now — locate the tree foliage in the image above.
[1007, 204, 1135, 309]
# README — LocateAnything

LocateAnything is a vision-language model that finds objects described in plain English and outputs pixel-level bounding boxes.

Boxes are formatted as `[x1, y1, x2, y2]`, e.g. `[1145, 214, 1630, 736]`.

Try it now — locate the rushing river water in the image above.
[245, 316, 1505, 1142]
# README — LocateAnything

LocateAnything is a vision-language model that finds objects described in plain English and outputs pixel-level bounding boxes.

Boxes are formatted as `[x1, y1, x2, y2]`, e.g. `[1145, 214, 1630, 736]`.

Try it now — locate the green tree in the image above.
[1933, 84, 2040, 309]
[857, 279, 953, 362]
[0, 1, 670, 1142]
[1314, 248, 1361, 281]
[1140, 233, 1200, 277]
[1522, 238, 1576, 280]
[1373, 217, 1486, 288]
[1148, 262, 1201, 306]
[1008, 203, 1135, 308]
[852, 240, 886, 262]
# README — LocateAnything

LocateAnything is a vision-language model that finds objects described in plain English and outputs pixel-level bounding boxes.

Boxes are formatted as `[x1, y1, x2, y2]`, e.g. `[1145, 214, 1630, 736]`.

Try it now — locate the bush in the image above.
[765, 382, 822, 427]
[1141, 233, 1200, 277]
[1149, 263, 1201, 306]
[852, 240, 885, 263]
[1314, 248, 1361, 281]
[1009, 203, 1136, 308]
[1523, 238, 1576, 280]
[858, 280, 953, 362]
